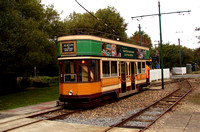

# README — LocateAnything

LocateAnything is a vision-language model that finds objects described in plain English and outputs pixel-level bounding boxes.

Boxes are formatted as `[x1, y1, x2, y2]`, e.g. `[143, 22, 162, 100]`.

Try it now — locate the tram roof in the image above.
[58, 35, 149, 50]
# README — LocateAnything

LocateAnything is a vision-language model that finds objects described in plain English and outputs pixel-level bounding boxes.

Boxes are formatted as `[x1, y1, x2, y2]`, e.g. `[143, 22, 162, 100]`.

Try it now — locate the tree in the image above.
[64, 6, 128, 41]
[129, 31, 152, 48]
[150, 43, 196, 69]
[0, 0, 64, 76]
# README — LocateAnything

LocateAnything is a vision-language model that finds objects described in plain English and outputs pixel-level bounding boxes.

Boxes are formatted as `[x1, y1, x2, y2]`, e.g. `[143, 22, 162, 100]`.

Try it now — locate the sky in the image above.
[41, 0, 200, 49]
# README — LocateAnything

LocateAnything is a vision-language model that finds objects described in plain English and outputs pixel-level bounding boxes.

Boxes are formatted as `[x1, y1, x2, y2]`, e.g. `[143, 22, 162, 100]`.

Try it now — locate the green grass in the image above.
[0, 83, 59, 111]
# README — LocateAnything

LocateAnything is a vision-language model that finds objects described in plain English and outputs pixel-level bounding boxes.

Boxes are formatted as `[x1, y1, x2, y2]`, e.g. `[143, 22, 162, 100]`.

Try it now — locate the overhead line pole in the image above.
[158, 1, 164, 89]
[131, 2, 190, 89]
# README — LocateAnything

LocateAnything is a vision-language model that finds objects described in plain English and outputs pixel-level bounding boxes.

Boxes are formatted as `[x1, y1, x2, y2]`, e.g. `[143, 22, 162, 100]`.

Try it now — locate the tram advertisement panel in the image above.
[101, 43, 121, 57]
[101, 43, 147, 59]
[136, 49, 146, 59]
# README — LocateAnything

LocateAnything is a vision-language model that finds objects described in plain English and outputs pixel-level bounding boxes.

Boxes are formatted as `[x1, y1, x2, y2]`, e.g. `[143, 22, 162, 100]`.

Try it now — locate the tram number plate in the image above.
[62, 43, 74, 53]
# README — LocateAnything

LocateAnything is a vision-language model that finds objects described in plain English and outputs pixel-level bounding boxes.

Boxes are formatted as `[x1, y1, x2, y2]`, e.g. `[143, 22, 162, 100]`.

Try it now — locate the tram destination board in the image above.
[62, 43, 74, 53]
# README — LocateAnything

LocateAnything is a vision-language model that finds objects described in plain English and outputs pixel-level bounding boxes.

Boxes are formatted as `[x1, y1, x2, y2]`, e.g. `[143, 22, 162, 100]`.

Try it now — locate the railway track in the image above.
[1, 108, 82, 132]
[105, 79, 193, 132]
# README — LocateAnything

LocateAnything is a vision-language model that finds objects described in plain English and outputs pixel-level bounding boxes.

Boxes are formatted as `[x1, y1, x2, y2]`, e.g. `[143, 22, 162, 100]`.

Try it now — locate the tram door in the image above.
[121, 62, 126, 93]
[131, 62, 136, 90]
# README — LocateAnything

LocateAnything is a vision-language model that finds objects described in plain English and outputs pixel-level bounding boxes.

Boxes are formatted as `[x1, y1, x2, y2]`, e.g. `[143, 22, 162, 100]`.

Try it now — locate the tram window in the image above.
[103, 61, 110, 77]
[142, 62, 146, 73]
[59, 61, 62, 80]
[131, 62, 135, 75]
[79, 65, 89, 82]
[90, 60, 98, 81]
[128, 63, 131, 76]
[65, 60, 76, 74]
[138, 62, 141, 74]
[64, 60, 77, 82]
[121, 62, 125, 74]
[118, 62, 121, 76]
[111, 61, 117, 76]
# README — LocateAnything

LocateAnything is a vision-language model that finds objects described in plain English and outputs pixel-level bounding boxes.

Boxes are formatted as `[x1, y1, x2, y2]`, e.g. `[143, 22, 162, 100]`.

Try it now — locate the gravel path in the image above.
[56, 82, 179, 127]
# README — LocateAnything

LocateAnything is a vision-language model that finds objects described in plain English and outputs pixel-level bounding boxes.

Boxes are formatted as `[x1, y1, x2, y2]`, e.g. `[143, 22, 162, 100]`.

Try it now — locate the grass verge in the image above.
[0, 83, 59, 111]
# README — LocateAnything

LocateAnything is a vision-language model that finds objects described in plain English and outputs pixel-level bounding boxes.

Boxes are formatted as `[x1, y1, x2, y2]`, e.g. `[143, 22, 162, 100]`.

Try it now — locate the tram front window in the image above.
[64, 60, 77, 82]
[79, 65, 88, 82]
[90, 60, 98, 81]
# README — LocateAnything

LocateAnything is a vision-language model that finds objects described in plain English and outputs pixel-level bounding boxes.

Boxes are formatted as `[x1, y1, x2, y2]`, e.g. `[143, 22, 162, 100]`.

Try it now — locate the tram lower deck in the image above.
[58, 57, 148, 107]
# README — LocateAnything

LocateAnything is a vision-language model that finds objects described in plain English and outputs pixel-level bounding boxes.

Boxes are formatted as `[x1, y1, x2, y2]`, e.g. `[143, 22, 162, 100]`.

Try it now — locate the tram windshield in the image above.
[64, 60, 76, 82]
[60, 59, 99, 83]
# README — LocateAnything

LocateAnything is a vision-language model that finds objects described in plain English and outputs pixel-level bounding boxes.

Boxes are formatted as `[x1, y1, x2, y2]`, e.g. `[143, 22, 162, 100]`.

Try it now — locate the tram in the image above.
[57, 35, 150, 107]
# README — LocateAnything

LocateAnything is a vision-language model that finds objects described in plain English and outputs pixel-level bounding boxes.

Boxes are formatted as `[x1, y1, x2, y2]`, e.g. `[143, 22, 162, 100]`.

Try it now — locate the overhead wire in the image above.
[74, 0, 118, 36]
[74, 0, 151, 47]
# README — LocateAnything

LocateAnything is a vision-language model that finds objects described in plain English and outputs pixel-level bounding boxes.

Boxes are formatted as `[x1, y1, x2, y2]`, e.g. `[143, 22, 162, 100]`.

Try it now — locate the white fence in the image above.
[150, 68, 170, 82]
[172, 67, 186, 75]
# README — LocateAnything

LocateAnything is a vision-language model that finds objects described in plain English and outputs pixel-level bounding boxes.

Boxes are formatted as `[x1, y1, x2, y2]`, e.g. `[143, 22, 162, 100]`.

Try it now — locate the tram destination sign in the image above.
[62, 43, 74, 53]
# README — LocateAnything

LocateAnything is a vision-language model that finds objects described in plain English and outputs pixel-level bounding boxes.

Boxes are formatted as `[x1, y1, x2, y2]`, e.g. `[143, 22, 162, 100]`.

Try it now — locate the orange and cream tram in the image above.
[57, 35, 150, 107]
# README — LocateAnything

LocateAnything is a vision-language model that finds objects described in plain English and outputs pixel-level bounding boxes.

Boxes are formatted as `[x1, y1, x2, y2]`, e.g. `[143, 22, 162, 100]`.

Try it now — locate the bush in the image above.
[30, 76, 58, 87]
[17, 77, 32, 90]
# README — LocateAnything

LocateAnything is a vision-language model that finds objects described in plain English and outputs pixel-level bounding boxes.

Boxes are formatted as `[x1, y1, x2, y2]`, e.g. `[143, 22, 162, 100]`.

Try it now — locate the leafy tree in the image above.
[0, 0, 63, 76]
[64, 6, 128, 41]
[129, 31, 152, 48]
[150, 43, 197, 69]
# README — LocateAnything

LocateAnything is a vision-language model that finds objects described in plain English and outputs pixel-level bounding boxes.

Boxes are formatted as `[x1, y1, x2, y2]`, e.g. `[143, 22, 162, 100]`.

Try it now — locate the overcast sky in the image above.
[41, 0, 200, 49]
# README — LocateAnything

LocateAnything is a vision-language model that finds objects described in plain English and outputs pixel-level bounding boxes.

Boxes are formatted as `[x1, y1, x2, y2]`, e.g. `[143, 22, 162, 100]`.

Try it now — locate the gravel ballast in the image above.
[55, 81, 180, 127]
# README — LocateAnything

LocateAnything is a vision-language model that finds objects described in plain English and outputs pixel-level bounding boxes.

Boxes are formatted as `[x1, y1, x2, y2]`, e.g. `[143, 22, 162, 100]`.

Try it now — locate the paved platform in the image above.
[0, 101, 57, 119]
[146, 112, 200, 132]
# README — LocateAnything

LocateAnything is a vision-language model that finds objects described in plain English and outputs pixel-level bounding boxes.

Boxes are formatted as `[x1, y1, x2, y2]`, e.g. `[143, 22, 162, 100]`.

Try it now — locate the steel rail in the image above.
[2, 109, 82, 132]
[140, 79, 193, 131]
[105, 79, 192, 132]
[104, 85, 180, 132]
[0, 106, 63, 125]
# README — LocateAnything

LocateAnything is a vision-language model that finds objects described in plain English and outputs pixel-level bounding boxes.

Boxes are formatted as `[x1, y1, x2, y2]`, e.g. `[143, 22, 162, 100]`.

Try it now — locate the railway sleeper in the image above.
[141, 113, 161, 117]
[159, 101, 175, 105]
[121, 125, 146, 129]
[131, 118, 154, 122]
[162, 99, 178, 102]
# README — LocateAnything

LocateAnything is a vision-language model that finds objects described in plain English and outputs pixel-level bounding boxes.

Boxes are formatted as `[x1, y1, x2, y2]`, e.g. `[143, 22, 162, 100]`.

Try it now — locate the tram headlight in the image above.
[68, 90, 73, 96]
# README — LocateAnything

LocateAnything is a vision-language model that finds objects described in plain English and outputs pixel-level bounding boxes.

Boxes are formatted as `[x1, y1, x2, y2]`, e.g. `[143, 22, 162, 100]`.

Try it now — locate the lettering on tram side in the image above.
[121, 46, 136, 58]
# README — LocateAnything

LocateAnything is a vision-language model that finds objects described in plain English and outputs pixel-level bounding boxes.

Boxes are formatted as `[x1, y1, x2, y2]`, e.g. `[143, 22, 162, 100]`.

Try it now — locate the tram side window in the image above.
[90, 60, 99, 81]
[103, 61, 110, 77]
[59, 61, 63, 83]
[111, 61, 117, 76]
[142, 62, 146, 73]
[64, 60, 77, 82]
[138, 62, 141, 74]
[128, 63, 131, 76]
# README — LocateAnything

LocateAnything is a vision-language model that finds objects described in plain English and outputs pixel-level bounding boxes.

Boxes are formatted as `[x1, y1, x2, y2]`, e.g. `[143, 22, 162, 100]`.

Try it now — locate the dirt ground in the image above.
[148, 78, 200, 130]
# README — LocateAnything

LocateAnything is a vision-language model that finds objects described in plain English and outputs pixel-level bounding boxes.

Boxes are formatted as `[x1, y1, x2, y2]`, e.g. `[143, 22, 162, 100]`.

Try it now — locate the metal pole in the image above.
[178, 38, 182, 67]
[139, 24, 142, 46]
[158, 1, 164, 89]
